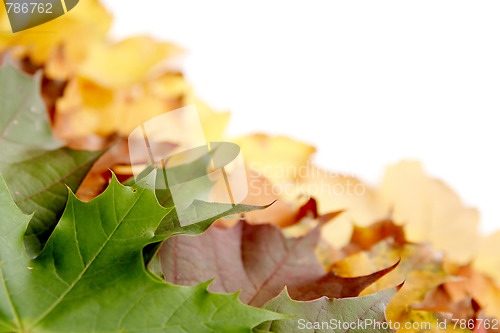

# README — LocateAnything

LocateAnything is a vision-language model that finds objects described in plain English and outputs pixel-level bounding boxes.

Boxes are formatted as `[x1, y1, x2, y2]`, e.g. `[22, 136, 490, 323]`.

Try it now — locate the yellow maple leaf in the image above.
[474, 231, 500, 285]
[379, 161, 480, 264]
[56, 70, 230, 140]
[0, 0, 111, 79]
[233, 134, 316, 185]
[79, 36, 181, 89]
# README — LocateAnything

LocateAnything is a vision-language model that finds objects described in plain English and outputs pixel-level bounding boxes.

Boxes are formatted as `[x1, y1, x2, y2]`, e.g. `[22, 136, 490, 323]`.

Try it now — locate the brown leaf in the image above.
[159, 221, 397, 307]
[414, 284, 480, 320]
[443, 264, 500, 319]
[289, 260, 399, 301]
[343, 219, 407, 255]
[415, 286, 499, 333]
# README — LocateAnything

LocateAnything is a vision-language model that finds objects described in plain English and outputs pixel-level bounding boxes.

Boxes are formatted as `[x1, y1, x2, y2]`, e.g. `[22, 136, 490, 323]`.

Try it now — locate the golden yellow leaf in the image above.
[55, 77, 114, 137]
[233, 134, 316, 185]
[379, 161, 480, 264]
[56, 73, 188, 137]
[474, 231, 500, 285]
[79, 36, 181, 89]
[0, 0, 111, 79]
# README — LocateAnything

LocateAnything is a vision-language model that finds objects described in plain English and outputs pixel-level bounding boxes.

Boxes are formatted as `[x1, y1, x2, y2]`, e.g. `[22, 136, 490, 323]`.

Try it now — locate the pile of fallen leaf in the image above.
[1, 1, 499, 332]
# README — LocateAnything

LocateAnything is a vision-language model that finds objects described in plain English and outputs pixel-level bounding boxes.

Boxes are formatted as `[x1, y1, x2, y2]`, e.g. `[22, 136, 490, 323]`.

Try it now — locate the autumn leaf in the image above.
[327, 219, 500, 331]
[474, 231, 500, 285]
[159, 220, 398, 307]
[331, 235, 449, 323]
[79, 36, 181, 89]
[55, 75, 179, 137]
[415, 285, 485, 325]
[238, 135, 487, 271]
[379, 161, 480, 264]
[0, 0, 112, 80]
[235, 134, 388, 247]
[234, 134, 316, 186]
[343, 220, 407, 254]
[55, 70, 230, 139]
[440, 264, 500, 320]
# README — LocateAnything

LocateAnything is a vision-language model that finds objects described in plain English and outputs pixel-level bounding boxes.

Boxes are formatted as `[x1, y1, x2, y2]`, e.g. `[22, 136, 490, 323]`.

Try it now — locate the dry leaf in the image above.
[475, 231, 500, 285]
[159, 221, 397, 307]
[332, 239, 449, 322]
[79, 36, 181, 89]
[233, 134, 316, 185]
[379, 161, 480, 264]
[0, 0, 111, 79]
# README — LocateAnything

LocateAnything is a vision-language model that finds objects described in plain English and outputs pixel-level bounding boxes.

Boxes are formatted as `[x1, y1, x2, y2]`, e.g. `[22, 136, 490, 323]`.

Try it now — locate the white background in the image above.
[101, 0, 500, 233]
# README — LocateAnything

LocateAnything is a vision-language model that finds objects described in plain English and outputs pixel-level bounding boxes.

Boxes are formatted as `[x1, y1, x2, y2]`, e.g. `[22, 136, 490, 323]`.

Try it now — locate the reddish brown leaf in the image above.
[343, 220, 407, 255]
[159, 221, 398, 306]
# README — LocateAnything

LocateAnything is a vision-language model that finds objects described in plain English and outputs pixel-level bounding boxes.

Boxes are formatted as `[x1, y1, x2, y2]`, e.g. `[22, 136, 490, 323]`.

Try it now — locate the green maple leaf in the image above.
[0, 61, 61, 161]
[130, 161, 272, 239]
[0, 61, 102, 257]
[0, 172, 283, 332]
